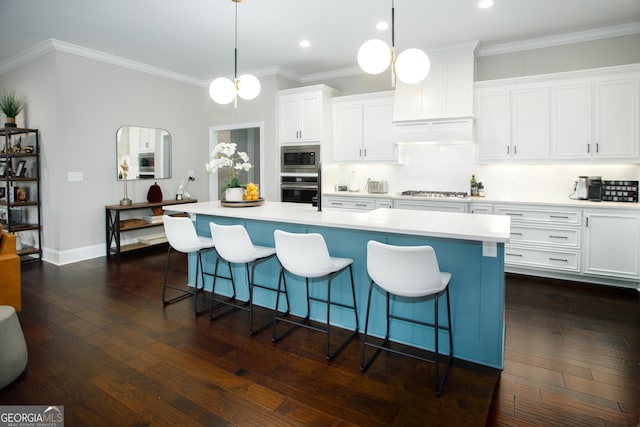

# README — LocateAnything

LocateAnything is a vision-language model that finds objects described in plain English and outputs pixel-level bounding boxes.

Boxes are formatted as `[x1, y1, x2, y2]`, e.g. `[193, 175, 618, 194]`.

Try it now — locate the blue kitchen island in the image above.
[167, 201, 511, 370]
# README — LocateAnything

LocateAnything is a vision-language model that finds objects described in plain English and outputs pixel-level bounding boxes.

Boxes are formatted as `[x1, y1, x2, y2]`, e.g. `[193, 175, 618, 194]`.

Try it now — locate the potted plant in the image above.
[0, 90, 25, 128]
[205, 142, 253, 201]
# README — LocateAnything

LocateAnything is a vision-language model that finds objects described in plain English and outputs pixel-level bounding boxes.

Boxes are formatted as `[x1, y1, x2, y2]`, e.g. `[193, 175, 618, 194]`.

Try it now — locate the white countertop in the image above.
[323, 191, 640, 210]
[168, 201, 511, 243]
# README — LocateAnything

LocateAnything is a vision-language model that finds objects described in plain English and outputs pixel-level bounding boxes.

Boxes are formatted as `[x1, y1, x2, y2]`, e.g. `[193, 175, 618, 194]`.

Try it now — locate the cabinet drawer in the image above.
[505, 245, 579, 271]
[495, 206, 580, 225]
[393, 200, 467, 212]
[324, 197, 375, 210]
[509, 225, 580, 248]
[374, 199, 393, 209]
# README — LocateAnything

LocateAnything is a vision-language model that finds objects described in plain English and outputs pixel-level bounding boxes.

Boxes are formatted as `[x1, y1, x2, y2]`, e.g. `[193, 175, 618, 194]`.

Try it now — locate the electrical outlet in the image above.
[68, 171, 83, 182]
[482, 241, 497, 257]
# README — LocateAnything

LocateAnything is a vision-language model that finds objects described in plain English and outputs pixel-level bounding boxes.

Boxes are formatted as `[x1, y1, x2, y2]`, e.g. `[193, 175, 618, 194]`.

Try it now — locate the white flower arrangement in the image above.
[205, 142, 253, 189]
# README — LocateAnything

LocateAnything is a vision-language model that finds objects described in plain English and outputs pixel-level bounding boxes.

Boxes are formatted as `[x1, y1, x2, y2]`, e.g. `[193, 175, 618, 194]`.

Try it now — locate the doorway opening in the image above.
[209, 122, 264, 200]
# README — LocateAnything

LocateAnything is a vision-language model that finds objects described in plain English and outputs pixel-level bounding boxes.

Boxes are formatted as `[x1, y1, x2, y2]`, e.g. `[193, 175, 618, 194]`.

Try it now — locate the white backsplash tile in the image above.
[323, 143, 640, 200]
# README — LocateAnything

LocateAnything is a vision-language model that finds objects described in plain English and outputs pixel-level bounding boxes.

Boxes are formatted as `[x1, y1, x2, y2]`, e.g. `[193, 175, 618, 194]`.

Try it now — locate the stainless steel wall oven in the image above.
[281, 176, 318, 204]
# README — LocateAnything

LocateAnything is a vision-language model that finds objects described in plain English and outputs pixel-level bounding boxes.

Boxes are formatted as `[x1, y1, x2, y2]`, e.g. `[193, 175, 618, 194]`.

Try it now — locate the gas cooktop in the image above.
[400, 190, 469, 198]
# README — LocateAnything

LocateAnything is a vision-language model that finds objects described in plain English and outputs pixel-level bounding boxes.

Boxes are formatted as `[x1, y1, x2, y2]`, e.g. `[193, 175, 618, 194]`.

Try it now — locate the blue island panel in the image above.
[191, 214, 505, 369]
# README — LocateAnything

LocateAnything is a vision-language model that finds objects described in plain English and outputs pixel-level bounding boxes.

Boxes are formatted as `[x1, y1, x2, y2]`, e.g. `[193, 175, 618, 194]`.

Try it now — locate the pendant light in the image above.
[357, 0, 430, 86]
[209, 0, 260, 107]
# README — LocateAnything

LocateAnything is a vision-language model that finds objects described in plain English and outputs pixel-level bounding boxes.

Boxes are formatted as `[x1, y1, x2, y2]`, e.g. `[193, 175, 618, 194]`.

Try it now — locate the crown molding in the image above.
[0, 38, 209, 86]
[50, 39, 207, 86]
[0, 39, 55, 74]
[299, 66, 363, 84]
[478, 22, 640, 57]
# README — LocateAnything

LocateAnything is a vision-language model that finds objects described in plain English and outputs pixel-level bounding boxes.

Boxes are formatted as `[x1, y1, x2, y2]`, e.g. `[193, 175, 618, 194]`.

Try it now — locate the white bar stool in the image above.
[162, 215, 218, 315]
[272, 230, 359, 360]
[208, 222, 290, 335]
[361, 240, 453, 396]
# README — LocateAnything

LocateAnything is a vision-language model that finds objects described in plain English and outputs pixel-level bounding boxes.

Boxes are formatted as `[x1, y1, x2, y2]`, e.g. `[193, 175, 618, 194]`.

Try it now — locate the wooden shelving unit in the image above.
[105, 198, 197, 256]
[0, 127, 42, 261]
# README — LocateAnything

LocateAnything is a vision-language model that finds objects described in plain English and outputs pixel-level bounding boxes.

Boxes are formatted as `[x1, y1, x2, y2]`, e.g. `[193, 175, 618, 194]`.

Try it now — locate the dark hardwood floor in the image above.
[488, 273, 639, 427]
[1, 248, 638, 426]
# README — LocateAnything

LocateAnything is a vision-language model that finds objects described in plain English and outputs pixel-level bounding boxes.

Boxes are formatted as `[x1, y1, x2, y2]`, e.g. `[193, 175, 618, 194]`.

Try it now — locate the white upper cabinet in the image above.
[477, 64, 640, 163]
[475, 88, 511, 160]
[476, 85, 550, 161]
[279, 85, 338, 145]
[550, 83, 592, 159]
[593, 77, 638, 159]
[333, 93, 395, 162]
[393, 46, 476, 121]
[551, 75, 639, 160]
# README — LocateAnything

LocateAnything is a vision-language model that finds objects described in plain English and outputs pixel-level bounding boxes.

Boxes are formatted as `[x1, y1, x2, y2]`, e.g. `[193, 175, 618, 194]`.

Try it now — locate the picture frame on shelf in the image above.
[15, 160, 26, 177]
[0, 159, 7, 177]
[14, 186, 29, 202]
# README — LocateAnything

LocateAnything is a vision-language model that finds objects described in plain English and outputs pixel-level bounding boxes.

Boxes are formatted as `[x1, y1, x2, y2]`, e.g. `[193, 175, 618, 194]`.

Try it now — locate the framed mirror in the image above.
[116, 126, 171, 180]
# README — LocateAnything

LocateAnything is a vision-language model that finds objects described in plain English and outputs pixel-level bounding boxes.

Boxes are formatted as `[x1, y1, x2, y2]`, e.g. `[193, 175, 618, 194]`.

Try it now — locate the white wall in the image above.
[1, 51, 210, 264]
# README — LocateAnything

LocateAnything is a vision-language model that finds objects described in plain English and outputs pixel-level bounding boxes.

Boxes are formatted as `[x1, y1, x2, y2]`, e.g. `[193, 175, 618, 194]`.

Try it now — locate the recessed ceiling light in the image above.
[299, 40, 311, 48]
[478, 0, 494, 8]
[376, 21, 389, 31]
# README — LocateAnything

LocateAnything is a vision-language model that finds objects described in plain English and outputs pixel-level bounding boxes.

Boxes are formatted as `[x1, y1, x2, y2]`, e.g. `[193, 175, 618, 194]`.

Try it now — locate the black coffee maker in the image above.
[587, 176, 602, 201]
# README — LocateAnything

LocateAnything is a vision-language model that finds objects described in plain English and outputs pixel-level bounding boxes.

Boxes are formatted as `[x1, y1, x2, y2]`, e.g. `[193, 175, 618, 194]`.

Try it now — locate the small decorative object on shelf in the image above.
[0, 90, 25, 128]
[119, 159, 132, 206]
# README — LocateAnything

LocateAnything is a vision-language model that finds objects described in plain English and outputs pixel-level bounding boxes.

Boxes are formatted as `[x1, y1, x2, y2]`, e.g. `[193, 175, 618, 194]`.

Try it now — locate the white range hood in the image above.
[393, 117, 474, 144]
[392, 41, 478, 144]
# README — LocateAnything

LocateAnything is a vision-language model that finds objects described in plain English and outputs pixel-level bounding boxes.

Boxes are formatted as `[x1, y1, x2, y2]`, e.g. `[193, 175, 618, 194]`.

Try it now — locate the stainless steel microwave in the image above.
[281, 145, 320, 173]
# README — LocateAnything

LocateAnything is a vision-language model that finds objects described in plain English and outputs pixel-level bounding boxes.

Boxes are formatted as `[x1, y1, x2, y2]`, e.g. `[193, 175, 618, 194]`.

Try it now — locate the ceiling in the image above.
[1, 0, 640, 83]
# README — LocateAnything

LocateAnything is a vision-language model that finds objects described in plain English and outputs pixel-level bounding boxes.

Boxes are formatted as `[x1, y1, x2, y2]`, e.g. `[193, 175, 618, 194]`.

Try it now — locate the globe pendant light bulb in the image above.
[357, 39, 392, 75]
[209, 77, 236, 104]
[236, 74, 261, 100]
[395, 48, 430, 84]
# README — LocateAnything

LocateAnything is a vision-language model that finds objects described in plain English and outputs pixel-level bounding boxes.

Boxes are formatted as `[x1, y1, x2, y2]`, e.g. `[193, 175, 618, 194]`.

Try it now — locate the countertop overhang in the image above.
[166, 201, 511, 243]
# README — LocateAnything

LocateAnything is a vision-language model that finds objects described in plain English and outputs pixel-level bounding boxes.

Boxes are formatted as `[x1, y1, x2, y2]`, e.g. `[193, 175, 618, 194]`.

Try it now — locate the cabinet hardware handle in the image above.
[550, 215, 569, 219]
[364, 149, 367, 157]
[355, 203, 368, 207]
[587, 143, 590, 153]
[359, 148, 362, 157]
[506, 253, 523, 257]
[514, 145, 517, 155]
[506, 212, 523, 216]
[510, 232, 523, 236]
[549, 257, 568, 262]
[331, 202, 343, 206]
[549, 235, 568, 239]
[586, 217, 589, 227]
[506, 146, 510, 155]
[596, 143, 599, 153]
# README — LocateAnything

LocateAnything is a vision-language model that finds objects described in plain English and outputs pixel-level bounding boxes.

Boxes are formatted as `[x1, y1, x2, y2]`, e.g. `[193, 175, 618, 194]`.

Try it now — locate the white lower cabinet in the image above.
[393, 200, 467, 212]
[583, 210, 640, 279]
[470, 203, 493, 214]
[323, 195, 391, 211]
[505, 246, 580, 272]
[496, 204, 582, 273]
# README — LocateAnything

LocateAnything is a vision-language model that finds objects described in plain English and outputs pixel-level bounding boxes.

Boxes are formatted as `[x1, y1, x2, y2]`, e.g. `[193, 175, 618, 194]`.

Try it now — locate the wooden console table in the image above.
[105, 199, 197, 257]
